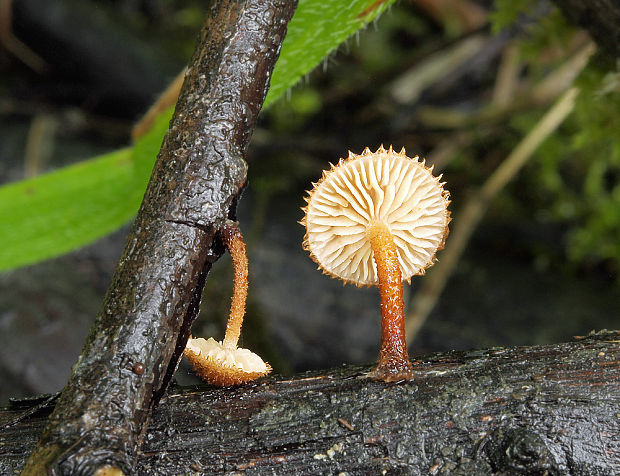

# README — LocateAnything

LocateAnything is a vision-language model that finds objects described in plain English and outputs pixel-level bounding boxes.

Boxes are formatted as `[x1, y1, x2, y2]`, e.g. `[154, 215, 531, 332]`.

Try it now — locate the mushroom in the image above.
[301, 145, 450, 382]
[184, 221, 271, 386]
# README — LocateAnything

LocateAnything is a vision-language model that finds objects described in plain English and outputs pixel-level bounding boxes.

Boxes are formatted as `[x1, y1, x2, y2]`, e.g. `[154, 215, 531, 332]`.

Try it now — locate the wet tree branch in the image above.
[3, 331, 619, 474]
[20, 0, 297, 473]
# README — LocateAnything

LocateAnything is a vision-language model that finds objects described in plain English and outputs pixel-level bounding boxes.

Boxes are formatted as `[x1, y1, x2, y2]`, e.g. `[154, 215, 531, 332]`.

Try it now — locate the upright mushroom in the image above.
[302, 146, 450, 382]
[184, 220, 271, 386]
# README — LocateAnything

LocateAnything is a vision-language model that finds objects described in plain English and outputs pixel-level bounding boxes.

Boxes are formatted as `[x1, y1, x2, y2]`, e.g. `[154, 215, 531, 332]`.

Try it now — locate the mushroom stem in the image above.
[367, 222, 414, 381]
[220, 221, 248, 350]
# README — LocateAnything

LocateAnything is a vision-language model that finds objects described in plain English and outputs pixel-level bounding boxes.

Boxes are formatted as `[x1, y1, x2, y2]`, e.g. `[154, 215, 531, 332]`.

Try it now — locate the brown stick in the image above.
[406, 86, 579, 343]
[21, 1, 297, 473]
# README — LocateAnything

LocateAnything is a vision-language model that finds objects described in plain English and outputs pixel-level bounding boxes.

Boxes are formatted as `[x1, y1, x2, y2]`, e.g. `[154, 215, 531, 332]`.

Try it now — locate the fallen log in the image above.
[2, 330, 618, 474]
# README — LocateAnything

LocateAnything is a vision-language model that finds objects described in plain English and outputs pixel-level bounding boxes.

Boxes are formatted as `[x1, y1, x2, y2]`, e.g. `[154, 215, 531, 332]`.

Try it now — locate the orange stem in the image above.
[367, 222, 414, 381]
[220, 222, 248, 349]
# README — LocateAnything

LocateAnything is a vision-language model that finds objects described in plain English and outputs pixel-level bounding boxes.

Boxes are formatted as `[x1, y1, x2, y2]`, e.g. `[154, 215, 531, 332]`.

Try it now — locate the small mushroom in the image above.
[301, 146, 450, 381]
[184, 221, 271, 386]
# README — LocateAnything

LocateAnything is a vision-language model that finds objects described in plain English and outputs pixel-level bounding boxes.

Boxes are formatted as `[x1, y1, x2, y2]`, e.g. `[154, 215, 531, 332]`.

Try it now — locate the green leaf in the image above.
[264, 0, 395, 108]
[0, 0, 396, 272]
[0, 148, 139, 271]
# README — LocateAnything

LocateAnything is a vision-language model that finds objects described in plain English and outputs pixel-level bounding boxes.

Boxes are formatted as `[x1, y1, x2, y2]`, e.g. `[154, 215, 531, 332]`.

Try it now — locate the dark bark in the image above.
[19, 0, 297, 474]
[2, 330, 619, 475]
[551, 0, 620, 59]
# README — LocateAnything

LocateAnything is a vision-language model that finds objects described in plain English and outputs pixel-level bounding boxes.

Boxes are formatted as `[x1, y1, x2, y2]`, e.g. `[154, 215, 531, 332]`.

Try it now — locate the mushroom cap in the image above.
[302, 146, 450, 286]
[184, 337, 271, 387]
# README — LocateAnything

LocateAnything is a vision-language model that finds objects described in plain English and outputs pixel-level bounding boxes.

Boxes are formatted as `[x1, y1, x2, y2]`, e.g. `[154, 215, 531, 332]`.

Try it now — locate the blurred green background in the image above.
[1, 0, 618, 405]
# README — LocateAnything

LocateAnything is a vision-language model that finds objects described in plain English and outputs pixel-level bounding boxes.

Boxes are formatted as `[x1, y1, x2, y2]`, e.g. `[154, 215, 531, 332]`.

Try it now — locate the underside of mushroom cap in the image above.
[184, 337, 272, 387]
[302, 145, 450, 287]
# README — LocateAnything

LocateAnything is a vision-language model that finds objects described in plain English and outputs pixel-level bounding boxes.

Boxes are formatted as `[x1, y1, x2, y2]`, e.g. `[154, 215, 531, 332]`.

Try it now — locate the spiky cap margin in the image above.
[300, 145, 450, 287]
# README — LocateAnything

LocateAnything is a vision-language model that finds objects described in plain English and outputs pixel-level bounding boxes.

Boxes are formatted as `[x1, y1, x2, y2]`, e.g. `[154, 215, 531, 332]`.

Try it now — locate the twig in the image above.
[23, 113, 56, 178]
[427, 131, 474, 172]
[21, 1, 297, 473]
[422, 40, 594, 178]
[406, 86, 580, 343]
[0, 0, 48, 73]
[414, 0, 487, 35]
[491, 44, 521, 108]
[390, 34, 487, 105]
[417, 40, 595, 129]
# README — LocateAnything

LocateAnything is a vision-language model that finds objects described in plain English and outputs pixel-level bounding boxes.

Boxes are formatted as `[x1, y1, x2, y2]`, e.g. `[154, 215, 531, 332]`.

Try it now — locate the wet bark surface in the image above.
[18, 0, 297, 473]
[2, 330, 619, 475]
